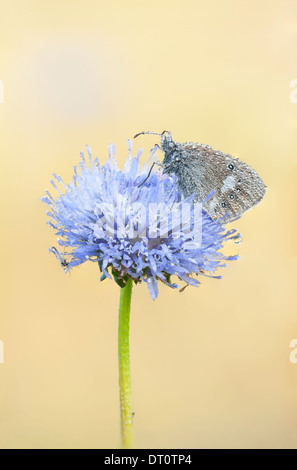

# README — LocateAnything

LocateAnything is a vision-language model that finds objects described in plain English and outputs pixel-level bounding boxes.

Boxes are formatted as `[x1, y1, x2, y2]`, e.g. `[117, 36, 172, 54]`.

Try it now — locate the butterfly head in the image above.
[134, 130, 178, 166]
[134, 130, 175, 152]
[160, 131, 176, 154]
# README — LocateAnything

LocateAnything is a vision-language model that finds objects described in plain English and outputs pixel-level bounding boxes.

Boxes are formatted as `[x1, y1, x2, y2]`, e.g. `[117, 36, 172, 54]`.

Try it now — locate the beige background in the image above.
[0, 0, 296, 448]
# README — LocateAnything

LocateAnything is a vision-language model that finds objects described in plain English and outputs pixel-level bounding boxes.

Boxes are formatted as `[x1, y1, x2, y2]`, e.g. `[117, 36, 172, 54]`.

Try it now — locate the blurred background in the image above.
[0, 0, 296, 449]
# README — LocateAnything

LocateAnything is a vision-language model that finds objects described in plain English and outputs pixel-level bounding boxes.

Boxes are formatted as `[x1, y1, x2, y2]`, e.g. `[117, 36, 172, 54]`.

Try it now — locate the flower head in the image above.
[42, 141, 239, 299]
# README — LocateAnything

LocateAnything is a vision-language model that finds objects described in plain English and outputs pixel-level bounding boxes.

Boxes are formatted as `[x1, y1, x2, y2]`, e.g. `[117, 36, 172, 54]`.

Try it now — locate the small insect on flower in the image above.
[49, 247, 71, 273]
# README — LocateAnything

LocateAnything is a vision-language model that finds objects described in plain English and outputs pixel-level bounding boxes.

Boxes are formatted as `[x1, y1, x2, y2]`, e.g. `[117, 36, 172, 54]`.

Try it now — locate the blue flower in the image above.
[42, 141, 239, 300]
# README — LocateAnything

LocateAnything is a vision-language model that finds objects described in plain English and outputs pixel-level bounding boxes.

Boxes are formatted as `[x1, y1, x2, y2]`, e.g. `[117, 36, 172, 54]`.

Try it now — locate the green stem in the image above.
[118, 278, 134, 449]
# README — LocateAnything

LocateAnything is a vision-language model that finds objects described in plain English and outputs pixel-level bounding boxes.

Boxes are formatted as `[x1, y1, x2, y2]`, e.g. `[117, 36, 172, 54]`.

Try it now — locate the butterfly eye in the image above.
[236, 187, 241, 192]
[228, 163, 234, 170]
[238, 178, 242, 183]
[229, 194, 235, 200]
[221, 202, 226, 208]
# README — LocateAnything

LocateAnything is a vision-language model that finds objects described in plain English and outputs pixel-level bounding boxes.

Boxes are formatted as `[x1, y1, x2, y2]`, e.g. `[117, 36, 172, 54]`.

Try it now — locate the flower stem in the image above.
[118, 278, 134, 449]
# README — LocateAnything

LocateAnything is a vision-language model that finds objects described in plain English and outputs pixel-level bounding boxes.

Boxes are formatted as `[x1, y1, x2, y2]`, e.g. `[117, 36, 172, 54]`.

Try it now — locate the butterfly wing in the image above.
[170, 142, 266, 222]
[49, 246, 72, 272]
[49, 246, 64, 263]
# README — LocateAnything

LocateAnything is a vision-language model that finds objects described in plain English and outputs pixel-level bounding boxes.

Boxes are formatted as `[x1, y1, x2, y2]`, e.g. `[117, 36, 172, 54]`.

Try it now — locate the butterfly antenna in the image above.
[134, 130, 171, 139]
[134, 131, 161, 139]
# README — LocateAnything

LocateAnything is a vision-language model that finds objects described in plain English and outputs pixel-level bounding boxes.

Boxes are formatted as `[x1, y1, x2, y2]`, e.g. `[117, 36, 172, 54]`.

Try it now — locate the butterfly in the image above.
[134, 131, 266, 223]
